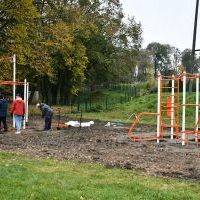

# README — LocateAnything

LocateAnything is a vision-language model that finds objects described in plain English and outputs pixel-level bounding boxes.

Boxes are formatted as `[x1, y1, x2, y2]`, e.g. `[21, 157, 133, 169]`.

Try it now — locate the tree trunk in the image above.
[188, 80, 193, 94]
[29, 88, 36, 104]
[56, 83, 61, 105]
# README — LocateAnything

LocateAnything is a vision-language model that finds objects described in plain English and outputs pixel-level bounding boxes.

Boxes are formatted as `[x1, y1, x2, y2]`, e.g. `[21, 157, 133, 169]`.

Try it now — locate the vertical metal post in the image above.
[26, 82, 29, 123]
[12, 54, 16, 128]
[195, 74, 199, 143]
[171, 75, 175, 139]
[182, 72, 186, 145]
[157, 72, 161, 143]
[23, 79, 27, 129]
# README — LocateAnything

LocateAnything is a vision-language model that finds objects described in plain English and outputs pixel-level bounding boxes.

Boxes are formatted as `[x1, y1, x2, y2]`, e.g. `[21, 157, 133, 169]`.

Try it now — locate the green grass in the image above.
[0, 151, 200, 200]
[29, 91, 199, 128]
[55, 93, 195, 127]
[70, 92, 199, 127]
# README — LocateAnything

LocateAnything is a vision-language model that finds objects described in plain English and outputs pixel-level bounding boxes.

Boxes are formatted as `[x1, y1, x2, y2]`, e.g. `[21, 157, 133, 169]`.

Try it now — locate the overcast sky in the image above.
[121, 0, 199, 51]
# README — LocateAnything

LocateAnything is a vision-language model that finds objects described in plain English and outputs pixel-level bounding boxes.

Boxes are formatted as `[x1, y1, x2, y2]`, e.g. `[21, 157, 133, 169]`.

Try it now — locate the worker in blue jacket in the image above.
[0, 95, 8, 133]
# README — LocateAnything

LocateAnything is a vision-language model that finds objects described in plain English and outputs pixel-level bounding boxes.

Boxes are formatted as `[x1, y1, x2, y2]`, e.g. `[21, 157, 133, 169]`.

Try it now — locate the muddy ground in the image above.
[0, 117, 200, 181]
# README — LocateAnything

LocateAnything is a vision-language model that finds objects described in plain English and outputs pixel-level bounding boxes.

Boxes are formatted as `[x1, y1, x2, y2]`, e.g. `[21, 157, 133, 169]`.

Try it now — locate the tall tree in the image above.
[0, 0, 53, 81]
[147, 42, 181, 76]
[32, 0, 98, 103]
[181, 49, 199, 73]
[0, 0, 143, 104]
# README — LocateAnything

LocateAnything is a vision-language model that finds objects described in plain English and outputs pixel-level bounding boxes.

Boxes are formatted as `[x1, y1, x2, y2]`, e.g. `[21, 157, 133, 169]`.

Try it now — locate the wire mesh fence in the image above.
[72, 85, 140, 112]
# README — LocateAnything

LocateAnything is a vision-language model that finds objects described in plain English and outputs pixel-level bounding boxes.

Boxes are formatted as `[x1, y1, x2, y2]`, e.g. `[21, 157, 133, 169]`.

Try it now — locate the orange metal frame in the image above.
[0, 81, 28, 85]
[128, 72, 200, 145]
[193, 117, 200, 145]
[52, 122, 70, 129]
[128, 112, 159, 141]
[182, 73, 200, 145]
[160, 75, 180, 139]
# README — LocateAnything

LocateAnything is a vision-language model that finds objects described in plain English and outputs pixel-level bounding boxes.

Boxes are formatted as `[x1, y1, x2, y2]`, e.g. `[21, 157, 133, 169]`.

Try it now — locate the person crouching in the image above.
[36, 103, 53, 131]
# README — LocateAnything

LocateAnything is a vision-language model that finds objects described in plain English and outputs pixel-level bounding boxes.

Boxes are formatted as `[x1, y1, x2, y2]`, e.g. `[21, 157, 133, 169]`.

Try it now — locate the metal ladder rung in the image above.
[161, 124, 178, 128]
[161, 86, 178, 89]
[162, 117, 176, 120]
[161, 109, 177, 112]
[160, 101, 178, 104]
[182, 130, 194, 134]
[161, 106, 178, 108]
[160, 94, 178, 97]
[161, 78, 179, 81]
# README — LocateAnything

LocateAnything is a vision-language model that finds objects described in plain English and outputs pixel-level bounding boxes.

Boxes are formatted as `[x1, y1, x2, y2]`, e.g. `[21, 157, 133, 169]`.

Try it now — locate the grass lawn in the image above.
[0, 151, 200, 200]
[50, 92, 198, 128]
[29, 90, 199, 128]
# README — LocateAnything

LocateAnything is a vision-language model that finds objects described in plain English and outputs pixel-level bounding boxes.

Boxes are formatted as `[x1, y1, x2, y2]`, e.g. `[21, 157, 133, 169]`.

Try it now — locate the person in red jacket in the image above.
[11, 94, 25, 134]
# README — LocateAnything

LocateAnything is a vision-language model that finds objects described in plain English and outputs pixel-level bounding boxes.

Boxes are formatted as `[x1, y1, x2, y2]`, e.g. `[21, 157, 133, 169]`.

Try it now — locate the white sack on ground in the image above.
[65, 121, 94, 127]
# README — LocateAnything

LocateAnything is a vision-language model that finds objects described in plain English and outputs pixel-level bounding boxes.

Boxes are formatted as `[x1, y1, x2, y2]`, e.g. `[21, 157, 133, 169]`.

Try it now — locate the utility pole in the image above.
[191, 0, 199, 73]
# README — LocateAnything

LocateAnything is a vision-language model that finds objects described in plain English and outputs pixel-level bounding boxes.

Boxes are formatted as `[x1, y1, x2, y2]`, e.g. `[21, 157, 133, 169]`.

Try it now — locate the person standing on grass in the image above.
[11, 94, 25, 134]
[0, 95, 8, 133]
[36, 103, 53, 131]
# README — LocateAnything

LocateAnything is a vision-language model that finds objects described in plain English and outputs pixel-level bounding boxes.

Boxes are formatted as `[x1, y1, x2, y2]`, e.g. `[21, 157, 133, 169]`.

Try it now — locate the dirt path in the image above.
[0, 118, 200, 181]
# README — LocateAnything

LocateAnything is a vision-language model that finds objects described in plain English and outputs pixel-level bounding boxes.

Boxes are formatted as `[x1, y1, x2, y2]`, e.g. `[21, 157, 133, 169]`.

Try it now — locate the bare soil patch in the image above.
[0, 117, 200, 181]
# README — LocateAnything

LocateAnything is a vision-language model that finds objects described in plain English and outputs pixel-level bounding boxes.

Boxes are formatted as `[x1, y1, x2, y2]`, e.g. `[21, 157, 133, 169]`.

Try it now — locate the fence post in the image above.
[134, 86, 136, 97]
[89, 96, 92, 110]
[120, 96, 123, 104]
[77, 97, 80, 112]
[105, 96, 108, 110]
[85, 99, 88, 112]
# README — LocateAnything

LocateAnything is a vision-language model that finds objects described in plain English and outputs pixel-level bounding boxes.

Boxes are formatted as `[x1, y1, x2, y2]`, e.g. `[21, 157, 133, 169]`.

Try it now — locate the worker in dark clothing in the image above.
[0, 95, 8, 133]
[36, 103, 53, 131]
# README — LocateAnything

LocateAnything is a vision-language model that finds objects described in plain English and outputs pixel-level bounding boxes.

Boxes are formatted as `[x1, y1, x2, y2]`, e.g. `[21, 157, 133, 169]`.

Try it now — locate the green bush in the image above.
[89, 104, 104, 112]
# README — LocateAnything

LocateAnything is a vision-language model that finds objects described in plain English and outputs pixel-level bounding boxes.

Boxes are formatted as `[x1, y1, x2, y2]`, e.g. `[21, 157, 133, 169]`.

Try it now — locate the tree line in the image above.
[0, 0, 199, 104]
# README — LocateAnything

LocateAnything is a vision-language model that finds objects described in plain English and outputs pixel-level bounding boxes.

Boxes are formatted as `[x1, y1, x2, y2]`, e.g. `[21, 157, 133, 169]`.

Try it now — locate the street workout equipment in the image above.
[128, 71, 200, 146]
[0, 54, 29, 129]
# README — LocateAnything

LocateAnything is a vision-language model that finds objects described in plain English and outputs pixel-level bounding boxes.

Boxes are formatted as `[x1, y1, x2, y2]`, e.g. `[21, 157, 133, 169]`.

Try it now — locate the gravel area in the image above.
[0, 117, 200, 181]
